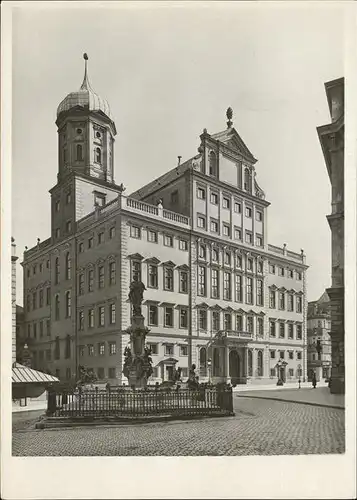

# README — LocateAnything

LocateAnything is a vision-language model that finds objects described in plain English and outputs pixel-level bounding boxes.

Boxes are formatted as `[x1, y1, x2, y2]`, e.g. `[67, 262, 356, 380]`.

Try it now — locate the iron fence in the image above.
[47, 387, 234, 418]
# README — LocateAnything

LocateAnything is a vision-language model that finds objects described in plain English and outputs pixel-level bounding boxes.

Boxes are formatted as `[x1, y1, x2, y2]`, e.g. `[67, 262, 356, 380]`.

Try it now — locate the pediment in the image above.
[128, 253, 144, 261]
[177, 264, 189, 271]
[196, 302, 209, 309]
[211, 127, 256, 163]
[145, 257, 161, 265]
[162, 260, 176, 267]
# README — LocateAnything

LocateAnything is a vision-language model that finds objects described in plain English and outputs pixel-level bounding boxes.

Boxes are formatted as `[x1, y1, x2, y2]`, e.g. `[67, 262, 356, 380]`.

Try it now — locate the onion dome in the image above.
[57, 53, 112, 119]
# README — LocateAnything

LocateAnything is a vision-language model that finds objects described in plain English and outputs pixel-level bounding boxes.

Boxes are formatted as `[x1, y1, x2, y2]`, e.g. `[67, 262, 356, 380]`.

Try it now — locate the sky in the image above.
[11, 2, 345, 305]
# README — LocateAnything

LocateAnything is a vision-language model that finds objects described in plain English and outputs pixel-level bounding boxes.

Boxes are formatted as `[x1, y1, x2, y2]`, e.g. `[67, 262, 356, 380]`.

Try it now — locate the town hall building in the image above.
[22, 55, 308, 386]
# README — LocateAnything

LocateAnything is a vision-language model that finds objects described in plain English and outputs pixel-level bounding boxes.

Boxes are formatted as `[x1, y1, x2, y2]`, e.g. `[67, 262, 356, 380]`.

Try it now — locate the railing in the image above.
[126, 197, 159, 216]
[268, 244, 285, 255]
[163, 209, 189, 225]
[125, 197, 190, 226]
[224, 330, 253, 340]
[46, 387, 234, 418]
[268, 244, 304, 262]
[24, 238, 52, 258]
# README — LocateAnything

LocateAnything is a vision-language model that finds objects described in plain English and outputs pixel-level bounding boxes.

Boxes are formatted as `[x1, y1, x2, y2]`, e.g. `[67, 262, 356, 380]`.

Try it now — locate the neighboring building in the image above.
[317, 78, 344, 394]
[22, 55, 308, 386]
[307, 291, 332, 381]
[15, 305, 26, 363]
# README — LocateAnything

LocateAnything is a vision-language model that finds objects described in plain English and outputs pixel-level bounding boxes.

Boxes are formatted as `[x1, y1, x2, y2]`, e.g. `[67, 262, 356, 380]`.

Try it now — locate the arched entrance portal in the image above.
[229, 350, 240, 380]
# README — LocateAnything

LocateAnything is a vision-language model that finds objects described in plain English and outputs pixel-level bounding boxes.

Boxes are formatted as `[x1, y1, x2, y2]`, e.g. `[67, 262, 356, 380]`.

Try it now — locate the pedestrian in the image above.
[312, 371, 317, 389]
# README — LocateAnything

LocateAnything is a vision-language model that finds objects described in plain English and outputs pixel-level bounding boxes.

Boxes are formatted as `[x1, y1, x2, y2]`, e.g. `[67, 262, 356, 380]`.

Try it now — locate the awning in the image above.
[12, 363, 59, 384]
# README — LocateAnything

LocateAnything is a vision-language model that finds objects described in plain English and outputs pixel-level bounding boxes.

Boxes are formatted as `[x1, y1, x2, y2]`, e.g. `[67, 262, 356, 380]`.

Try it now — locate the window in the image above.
[280, 351, 285, 360]
[147, 264, 158, 288]
[39, 263, 43, 273]
[55, 257, 60, 284]
[78, 273, 84, 295]
[270, 350, 276, 359]
[94, 194, 105, 207]
[46, 319, 51, 336]
[164, 235, 173, 247]
[180, 345, 188, 356]
[234, 201, 242, 213]
[211, 268, 219, 298]
[199, 244, 206, 259]
[76, 144, 83, 161]
[55, 228, 60, 239]
[246, 277, 253, 304]
[109, 261, 116, 285]
[65, 252, 71, 280]
[33, 264, 37, 275]
[55, 295, 60, 320]
[288, 269, 294, 279]
[65, 335, 71, 359]
[97, 367, 105, 380]
[296, 296, 302, 313]
[256, 211, 262, 221]
[297, 351, 302, 360]
[66, 220, 72, 233]
[55, 337, 60, 360]
[108, 368, 116, 379]
[269, 290, 276, 308]
[256, 280, 263, 306]
[256, 235, 263, 247]
[98, 232, 104, 244]
[171, 190, 179, 204]
[130, 225, 141, 239]
[257, 260, 263, 274]
[39, 289, 44, 308]
[210, 220, 218, 233]
[296, 324, 302, 340]
[247, 258, 253, 271]
[148, 343, 158, 355]
[88, 268, 94, 292]
[235, 254, 242, 269]
[257, 351, 263, 377]
[269, 264, 276, 274]
[278, 266, 285, 277]
[288, 323, 294, 339]
[245, 206, 252, 218]
[270, 368, 276, 378]
[198, 266, 206, 296]
[279, 322, 285, 338]
[88, 309, 94, 328]
[212, 248, 219, 262]
[179, 239, 188, 251]
[197, 187, 206, 200]
[224, 313, 232, 331]
[210, 192, 218, 205]
[40, 321, 44, 337]
[222, 197, 230, 209]
[164, 267, 174, 291]
[65, 291, 71, 318]
[247, 316, 254, 334]
[88, 344, 94, 356]
[235, 274, 242, 302]
[55, 200, 60, 212]
[180, 309, 188, 328]
[109, 227, 115, 239]
[223, 224, 230, 237]
[98, 266, 105, 288]
[99, 306, 105, 326]
[209, 151, 217, 177]
[66, 192, 71, 204]
[288, 351, 294, 360]
[95, 147, 102, 163]
[269, 320, 276, 337]
[148, 230, 158, 243]
[165, 344, 174, 355]
[245, 231, 252, 244]
[164, 307, 174, 327]
[148, 305, 158, 326]
[199, 309, 207, 330]
[179, 270, 188, 293]
[236, 314, 243, 331]
[224, 252, 231, 266]
[109, 304, 116, 324]
[212, 311, 220, 331]
[197, 215, 206, 229]
[297, 271, 302, 281]
[223, 272, 231, 300]
[279, 292, 285, 310]
[288, 294, 294, 312]
[79, 311, 84, 330]
[257, 317, 264, 336]
[234, 227, 242, 240]
[131, 260, 141, 282]
[109, 342, 117, 355]
[98, 343, 105, 356]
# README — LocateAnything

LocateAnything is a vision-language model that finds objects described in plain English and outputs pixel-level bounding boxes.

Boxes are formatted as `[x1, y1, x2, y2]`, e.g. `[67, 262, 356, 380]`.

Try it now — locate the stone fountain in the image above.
[122, 279, 153, 389]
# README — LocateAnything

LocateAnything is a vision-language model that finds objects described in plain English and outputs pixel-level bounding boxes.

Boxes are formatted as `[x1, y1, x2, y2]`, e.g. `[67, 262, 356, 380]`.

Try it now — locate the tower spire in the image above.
[80, 53, 91, 91]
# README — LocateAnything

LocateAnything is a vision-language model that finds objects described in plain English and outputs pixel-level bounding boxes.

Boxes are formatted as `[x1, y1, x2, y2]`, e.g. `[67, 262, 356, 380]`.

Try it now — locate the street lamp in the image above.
[276, 359, 288, 386]
[207, 358, 212, 385]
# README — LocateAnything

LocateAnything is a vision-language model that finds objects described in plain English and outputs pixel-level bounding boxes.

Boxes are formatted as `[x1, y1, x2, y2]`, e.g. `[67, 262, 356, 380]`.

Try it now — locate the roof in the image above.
[12, 363, 59, 384]
[57, 54, 112, 121]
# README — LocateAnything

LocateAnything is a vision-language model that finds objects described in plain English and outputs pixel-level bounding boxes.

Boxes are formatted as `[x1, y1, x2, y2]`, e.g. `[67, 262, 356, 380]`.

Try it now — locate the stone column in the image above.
[225, 345, 230, 380]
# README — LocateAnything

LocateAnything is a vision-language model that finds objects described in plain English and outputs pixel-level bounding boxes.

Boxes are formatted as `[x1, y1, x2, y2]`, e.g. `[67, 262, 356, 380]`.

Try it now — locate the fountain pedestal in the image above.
[123, 313, 153, 389]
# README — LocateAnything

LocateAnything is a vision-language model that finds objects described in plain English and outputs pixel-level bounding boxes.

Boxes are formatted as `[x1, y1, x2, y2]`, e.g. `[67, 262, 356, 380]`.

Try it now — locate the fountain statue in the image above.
[123, 279, 153, 388]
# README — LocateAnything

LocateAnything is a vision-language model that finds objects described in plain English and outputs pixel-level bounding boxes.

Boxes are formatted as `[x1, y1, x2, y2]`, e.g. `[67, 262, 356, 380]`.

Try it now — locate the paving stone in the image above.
[12, 398, 345, 456]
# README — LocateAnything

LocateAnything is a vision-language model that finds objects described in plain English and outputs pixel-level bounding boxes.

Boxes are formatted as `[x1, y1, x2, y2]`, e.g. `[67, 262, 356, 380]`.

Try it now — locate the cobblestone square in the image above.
[12, 397, 345, 456]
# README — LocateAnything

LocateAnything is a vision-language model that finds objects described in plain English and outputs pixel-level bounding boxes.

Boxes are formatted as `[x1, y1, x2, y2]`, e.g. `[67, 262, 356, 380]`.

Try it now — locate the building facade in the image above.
[22, 56, 308, 386]
[317, 78, 344, 394]
[307, 292, 332, 382]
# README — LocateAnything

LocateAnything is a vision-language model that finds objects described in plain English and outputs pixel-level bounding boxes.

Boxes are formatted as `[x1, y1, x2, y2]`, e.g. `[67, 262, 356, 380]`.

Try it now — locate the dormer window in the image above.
[76, 144, 83, 161]
[95, 147, 102, 164]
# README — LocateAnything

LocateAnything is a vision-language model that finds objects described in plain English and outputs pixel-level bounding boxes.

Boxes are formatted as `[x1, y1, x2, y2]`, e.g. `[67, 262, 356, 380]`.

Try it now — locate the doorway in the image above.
[229, 350, 240, 379]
